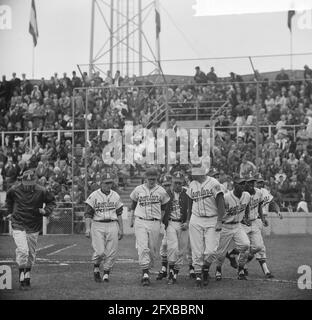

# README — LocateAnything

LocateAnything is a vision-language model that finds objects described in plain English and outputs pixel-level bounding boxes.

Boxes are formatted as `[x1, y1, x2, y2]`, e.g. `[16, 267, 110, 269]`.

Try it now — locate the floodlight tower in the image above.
[88, 0, 161, 78]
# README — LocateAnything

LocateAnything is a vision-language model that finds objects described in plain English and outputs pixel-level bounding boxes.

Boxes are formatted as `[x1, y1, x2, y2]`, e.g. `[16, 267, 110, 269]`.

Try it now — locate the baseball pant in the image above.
[254, 218, 267, 260]
[134, 217, 161, 270]
[215, 223, 250, 268]
[159, 227, 167, 258]
[12, 230, 39, 268]
[91, 221, 119, 271]
[242, 220, 264, 256]
[166, 221, 189, 270]
[189, 215, 220, 274]
[186, 235, 193, 265]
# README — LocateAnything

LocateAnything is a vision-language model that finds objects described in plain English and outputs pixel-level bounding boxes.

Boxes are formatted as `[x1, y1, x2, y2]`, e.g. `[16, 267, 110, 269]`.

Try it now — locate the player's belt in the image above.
[223, 221, 239, 225]
[94, 219, 117, 223]
[200, 214, 218, 218]
[137, 217, 160, 221]
[169, 218, 182, 222]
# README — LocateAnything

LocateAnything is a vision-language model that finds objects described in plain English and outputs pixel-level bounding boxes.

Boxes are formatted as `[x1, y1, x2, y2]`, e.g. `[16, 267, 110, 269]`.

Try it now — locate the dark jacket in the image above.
[162, 188, 188, 228]
[5, 183, 56, 233]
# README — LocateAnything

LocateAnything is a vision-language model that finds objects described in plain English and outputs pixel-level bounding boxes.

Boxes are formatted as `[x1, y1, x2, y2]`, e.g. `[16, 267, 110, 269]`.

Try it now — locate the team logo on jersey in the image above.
[94, 199, 117, 212]
[191, 189, 213, 201]
[226, 203, 247, 216]
[138, 195, 161, 207]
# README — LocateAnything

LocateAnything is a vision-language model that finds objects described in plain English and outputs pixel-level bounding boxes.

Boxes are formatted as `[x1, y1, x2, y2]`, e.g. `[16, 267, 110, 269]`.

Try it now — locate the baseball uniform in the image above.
[130, 183, 170, 271]
[215, 190, 251, 268]
[5, 170, 56, 290]
[85, 187, 123, 273]
[187, 175, 223, 275]
[242, 187, 264, 256]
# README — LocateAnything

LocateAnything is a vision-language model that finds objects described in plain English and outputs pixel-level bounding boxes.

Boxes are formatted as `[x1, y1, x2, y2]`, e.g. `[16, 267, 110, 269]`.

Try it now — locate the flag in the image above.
[155, 8, 161, 38]
[287, 10, 295, 31]
[29, 0, 39, 46]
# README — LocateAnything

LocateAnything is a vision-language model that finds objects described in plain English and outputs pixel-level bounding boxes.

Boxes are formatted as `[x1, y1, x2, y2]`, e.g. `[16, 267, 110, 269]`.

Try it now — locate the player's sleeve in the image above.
[160, 187, 170, 205]
[115, 194, 123, 216]
[85, 204, 95, 219]
[43, 189, 56, 217]
[85, 192, 95, 208]
[130, 187, 139, 201]
[263, 189, 274, 205]
[5, 187, 15, 215]
[211, 180, 223, 199]
[186, 184, 193, 199]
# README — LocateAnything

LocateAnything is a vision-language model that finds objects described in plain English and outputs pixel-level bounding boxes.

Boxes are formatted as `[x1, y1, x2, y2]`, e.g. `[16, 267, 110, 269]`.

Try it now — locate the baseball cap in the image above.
[208, 168, 219, 178]
[22, 170, 36, 185]
[172, 171, 184, 183]
[161, 175, 172, 186]
[246, 172, 257, 182]
[145, 167, 158, 178]
[191, 167, 206, 176]
[102, 172, 114, 183]
[232, 174, 246, 184]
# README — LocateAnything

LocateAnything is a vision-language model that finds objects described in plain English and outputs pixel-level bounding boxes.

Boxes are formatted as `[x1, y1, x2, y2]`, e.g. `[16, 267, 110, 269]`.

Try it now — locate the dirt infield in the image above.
[0, 234, 311, 300]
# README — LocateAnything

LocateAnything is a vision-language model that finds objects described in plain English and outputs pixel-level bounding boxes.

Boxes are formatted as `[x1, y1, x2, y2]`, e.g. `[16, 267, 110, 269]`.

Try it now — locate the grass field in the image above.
[0, 233, 311, 300]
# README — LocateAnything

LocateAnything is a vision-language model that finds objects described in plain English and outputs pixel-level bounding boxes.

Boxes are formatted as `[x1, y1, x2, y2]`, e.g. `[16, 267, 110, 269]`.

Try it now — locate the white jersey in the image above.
[248, 187, 264, 221]
[130, 184, 170, 220]
[260, 187, 273, 216]
[85, 189, 123, 221]
[186, 177, 223, 217]
[223, 191, 251, 224]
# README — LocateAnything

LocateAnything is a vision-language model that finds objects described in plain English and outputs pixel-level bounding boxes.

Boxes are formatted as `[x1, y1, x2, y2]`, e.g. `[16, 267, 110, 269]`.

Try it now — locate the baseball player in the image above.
[241, 174, 268, 278]
[156, 174, 172, 280]
[215, 175, 251, 281]
[254, 174, 283, 278]
[186, 167, 225, 287]
[85, 172, 124, 283]
[5, 170, 56, 290]
[129, 167, 170, 286]
[162, 172, 189, 284]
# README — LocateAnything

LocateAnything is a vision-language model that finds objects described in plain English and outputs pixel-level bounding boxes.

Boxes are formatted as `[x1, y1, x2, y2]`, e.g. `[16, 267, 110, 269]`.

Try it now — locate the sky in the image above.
[0, 0, 312, 80]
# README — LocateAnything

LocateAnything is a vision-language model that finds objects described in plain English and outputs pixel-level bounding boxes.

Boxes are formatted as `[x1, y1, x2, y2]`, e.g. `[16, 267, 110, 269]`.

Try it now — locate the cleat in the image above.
[142, 277, 150, 286]
[195, 277, 202, 288]
[243, 268, 248, 276]
[167, 271, 176, 285]
[215, 270, 222, 281]
[226, 252, 238, 269]
[103, 274, 109, 282]
[238, 270, 247, 280]
[265, 272, 274, 279]
[94, 271, 102, 283]
[189, 269, 196, 279]
[156, 270, 167, 280]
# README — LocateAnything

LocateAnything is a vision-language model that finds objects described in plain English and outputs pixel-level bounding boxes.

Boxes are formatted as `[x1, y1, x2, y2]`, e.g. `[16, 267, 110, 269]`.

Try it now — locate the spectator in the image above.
[194, 66, 207, 84]
[206, 67, 218, 83]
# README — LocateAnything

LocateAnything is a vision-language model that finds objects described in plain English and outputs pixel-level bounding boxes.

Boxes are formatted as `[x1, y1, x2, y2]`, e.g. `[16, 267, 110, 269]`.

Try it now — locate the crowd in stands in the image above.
[1, 63, 312, 219]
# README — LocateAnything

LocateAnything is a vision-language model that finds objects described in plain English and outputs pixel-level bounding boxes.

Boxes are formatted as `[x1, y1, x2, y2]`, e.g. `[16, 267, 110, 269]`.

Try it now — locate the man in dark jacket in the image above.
[5, 170, 56, 290]
[162, 172, 189, 284]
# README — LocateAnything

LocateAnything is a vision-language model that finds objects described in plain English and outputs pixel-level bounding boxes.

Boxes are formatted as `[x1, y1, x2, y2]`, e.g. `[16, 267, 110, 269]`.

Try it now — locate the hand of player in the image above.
[262, 218, 269, 227]
[39, 208, 46, 216]
[215, 220, 222, 232]
[181, 222, 188, 231]
[3, 214, 12, 221]
[85, 229, 91, 238]
[118, 229, 123, 240]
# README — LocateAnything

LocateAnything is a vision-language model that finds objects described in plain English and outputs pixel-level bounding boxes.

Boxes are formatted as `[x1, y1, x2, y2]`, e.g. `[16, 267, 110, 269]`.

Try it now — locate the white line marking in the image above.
[36, 244, 55, 252]
[46, 244, 77, 256]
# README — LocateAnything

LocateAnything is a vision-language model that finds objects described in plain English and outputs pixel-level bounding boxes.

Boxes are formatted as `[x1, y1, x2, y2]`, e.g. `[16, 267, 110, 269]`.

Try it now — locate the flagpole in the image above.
[32, 46, 35, 79]
[290, 30, 293, 80]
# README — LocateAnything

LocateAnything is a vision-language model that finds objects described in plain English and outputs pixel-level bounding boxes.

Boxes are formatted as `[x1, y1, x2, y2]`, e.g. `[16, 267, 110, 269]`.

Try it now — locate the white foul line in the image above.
[36, 244, 55, 252]
[46, 244, 77, 256]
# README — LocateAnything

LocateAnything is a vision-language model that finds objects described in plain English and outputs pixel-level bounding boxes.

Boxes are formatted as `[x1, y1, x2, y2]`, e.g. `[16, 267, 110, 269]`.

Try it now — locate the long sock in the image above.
[24, 267, 31, 279]
[258, 259, 270, 274]
[94, 264, 100, 273]
[189, 264, 194, 271]
[142, 269, 149, 277]
[19, 268, 25, 282]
